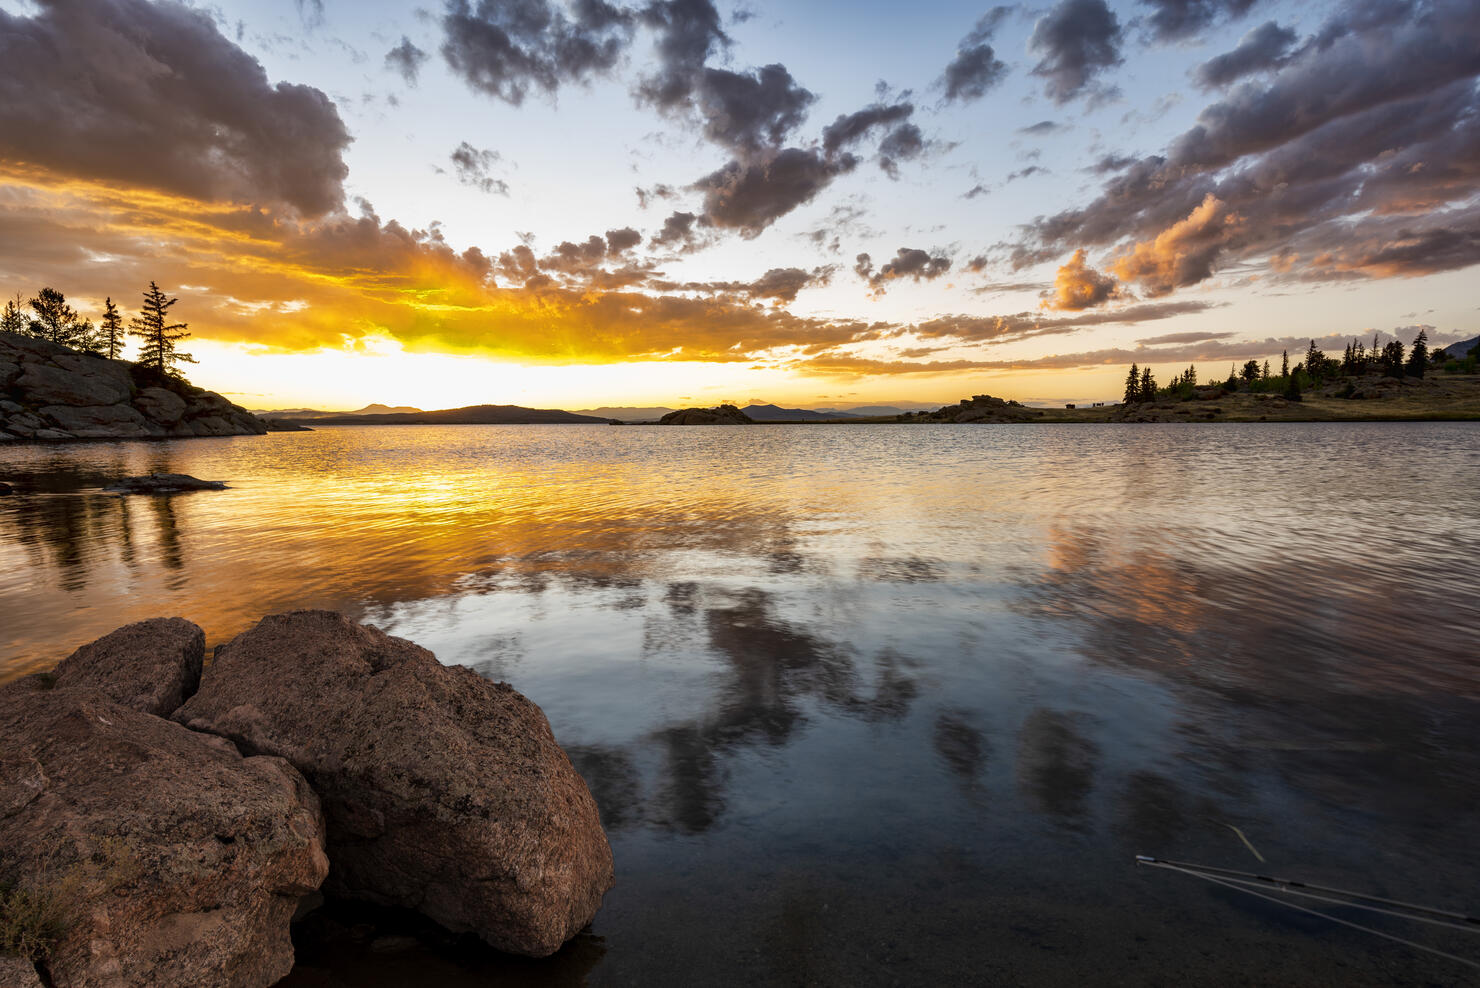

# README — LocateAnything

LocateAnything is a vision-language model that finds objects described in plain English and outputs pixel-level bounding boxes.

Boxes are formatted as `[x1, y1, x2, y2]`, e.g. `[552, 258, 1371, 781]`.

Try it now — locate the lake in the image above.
[3, 423, 1479, 984]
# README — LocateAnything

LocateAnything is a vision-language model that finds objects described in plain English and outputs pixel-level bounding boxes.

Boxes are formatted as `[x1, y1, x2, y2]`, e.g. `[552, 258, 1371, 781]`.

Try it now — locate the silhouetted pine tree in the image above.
[1281, 349, 1289, 378]
[1406, 328, 1428, 378]
[130, 281, 195, 378]
[99, 297, 125, 359]
[0, 293, 24, 335]
[27, 287, 90, 348]
[1140, 366, 1155, 401]
[1241, 359, 1260, 384]
[1124, 363, 1140, 404]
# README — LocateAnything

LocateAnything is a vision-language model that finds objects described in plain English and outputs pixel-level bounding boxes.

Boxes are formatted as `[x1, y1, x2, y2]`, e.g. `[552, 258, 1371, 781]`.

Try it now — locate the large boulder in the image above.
[13, 361, 131, 408]
[174, 611, 614, 957]
[37, 404, 153, 439]
[134, 388, 187, 426]
[49, 618, 205, 717]
[0, 682, 328, 988]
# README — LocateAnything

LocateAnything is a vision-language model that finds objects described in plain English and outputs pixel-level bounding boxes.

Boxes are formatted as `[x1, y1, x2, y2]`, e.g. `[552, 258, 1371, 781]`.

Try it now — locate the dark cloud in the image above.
[637, 0, 729, 112]
[1140, 0, 1257, 43]
[940, 3, 1014, 102]
[449, 142, 509, 195]
[440, 0, 635, 106]
[693, 63, 816, 155]
[878, 124, 925, 179]
[862, 248, 952, 292]
[606, 227, 643, 252]
[1019, 0, 1480, 291]
[1088, 152, 1138, 173]
[941, 40, 1008, 103]
[385, 36, 431, 85]
[635, 183, 678, 208]
[649, 266, 832, 303]
[1136, 331, 1237, 345]
[963, 184, 990, 199]
[651, 209, 700, 247]
[0, 0, 350, 217]
[1028, 0, 1124, 105]
[694, 149, 858, 237]
[821, 102, 914, 156]
[1018, 120, 1065, 135]
[1006, 165, 1048, 182]
[1193, 21, 1297, 89]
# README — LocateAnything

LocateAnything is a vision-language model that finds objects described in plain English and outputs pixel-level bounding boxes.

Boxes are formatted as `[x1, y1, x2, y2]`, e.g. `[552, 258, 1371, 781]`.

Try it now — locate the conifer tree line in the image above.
[1, 282, 194, 378]
[1120, 328, 1474, 404]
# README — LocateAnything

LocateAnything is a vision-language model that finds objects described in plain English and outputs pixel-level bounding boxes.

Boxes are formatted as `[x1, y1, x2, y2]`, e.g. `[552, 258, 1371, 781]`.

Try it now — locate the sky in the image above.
[0, 0, 1477, 410]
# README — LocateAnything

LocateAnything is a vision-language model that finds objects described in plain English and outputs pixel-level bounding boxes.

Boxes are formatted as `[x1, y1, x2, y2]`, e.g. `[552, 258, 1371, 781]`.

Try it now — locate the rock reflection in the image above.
[1015, 709, 1099, 822]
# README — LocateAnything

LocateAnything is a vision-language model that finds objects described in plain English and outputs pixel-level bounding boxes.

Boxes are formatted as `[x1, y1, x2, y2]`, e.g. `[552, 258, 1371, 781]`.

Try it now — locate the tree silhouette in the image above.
[1281, 349, 1289, 378]
[1406, 328, 1429, 379]
[1241, 359, 1260, 384]
[1139, 366, 1155, 401]
[0, 293, 24, 335]
[99, 297, 125, 359]
[129, 281, 195, 378]
[27, 287, 92, 349]
[1124, 363, 1140, 404]
[1380, 339, 1405, 378]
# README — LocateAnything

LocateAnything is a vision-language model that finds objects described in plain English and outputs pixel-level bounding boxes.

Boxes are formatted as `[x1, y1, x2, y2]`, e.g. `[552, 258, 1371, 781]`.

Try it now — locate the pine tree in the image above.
[1406, 328, 1429, 379]
[1262, 360, 1270, 380]
[27, 287, 84, 346]
[1124, 363, 1140, 404]
[1140, 366, 1155, 401]
[1241, 359, 1260, 385]
[1281, 349, 1289, 378]
[0, 293, 25, 335]
[129, 281, 195, 378]
[99, 297, 125, 359]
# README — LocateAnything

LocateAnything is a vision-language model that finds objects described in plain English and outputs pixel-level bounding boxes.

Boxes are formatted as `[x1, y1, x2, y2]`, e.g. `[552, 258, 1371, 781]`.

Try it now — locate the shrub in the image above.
[0, 881, 67, 962]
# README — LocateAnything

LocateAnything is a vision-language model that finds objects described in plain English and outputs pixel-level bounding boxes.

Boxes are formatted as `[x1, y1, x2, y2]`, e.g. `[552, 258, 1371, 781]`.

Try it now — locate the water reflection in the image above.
[4, 423, 1480, 982]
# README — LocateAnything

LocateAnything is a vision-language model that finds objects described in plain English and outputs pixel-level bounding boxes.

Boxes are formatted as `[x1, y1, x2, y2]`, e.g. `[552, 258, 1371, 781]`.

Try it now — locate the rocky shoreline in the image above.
[1, 332, 266, 442]
[0, 612, 613, 987]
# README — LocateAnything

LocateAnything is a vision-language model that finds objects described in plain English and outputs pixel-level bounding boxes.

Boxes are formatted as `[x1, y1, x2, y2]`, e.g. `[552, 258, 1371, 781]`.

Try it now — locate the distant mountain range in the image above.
[574, 403, 934, 421]
[1440, 335, 1479, 358]
[259, 400, 947, 425]
[306, 404, 610, 425]
[251, 403, 424, 418]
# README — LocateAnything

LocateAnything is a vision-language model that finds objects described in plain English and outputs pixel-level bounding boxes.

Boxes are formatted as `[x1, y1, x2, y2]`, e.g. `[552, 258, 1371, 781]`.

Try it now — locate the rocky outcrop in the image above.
[0, 332, 265, 442]
[173, 611, 614, 958]
[103, 474, 229, 494]
[0, 681, 328, 988]
[48, 618, 205, 717]
[657, 403, 754, 425]
[914, 394, 1045, 423]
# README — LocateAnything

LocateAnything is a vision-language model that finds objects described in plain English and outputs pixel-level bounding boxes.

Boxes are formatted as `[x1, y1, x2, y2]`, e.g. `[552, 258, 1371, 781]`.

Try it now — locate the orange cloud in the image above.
[1111, 194, 1245, 296]
[1040, 248, 1122, 311]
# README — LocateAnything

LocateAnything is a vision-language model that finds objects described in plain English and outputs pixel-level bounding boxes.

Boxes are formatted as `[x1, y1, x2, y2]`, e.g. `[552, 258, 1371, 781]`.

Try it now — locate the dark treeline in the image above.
[1122, 329, 1474, 405]
[1, 282, 195, 380]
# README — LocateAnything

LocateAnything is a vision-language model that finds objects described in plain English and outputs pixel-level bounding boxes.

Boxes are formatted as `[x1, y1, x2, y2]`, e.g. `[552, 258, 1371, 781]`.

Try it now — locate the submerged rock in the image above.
[174, 611, 614, 958]
[49, 617, 205, 717]
[0, 683, 328, 988]
[103, 473, 228, 494]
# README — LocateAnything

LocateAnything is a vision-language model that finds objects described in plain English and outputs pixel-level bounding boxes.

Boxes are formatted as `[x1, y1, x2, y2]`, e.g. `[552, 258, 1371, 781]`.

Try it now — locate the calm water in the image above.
[3, 423, 1479, 985]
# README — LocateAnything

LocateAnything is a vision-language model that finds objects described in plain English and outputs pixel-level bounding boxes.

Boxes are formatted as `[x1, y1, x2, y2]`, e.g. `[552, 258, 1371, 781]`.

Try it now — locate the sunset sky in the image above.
[1, 0, 1476, 410]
